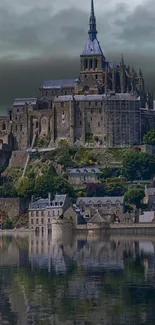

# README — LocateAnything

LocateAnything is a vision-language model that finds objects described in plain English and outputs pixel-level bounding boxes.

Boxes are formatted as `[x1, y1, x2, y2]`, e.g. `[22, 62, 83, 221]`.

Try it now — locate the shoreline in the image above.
[1, 223, 155, 236]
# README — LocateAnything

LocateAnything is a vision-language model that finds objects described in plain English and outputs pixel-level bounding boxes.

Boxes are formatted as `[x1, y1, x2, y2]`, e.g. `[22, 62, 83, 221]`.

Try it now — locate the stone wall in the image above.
[8, 150, 28, 168]
[0, 197, 30, 220]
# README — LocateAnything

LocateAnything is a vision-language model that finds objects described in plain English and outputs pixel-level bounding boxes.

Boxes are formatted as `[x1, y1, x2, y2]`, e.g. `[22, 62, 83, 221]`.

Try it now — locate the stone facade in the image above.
[0, 197, 30, 220]
[0, 0, 155, 151]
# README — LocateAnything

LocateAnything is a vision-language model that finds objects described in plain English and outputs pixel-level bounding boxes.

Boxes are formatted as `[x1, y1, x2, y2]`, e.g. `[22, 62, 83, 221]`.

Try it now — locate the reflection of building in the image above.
[67, 167, 101, 185]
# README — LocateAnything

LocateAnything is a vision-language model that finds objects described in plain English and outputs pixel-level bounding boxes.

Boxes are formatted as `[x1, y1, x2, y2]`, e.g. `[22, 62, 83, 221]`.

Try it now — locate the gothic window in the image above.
[9, 114, 12, 121]
[95, 59, 98, 69]
[89, 59, 93, 69]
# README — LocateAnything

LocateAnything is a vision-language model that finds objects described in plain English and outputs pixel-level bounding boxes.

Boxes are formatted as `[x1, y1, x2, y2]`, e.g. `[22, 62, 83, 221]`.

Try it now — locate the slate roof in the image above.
[54, 93, 140, 102]
[41, 79, 75, 90]
[13, 98, 37, 106]
[81, 38, 104, 56]
[68, 167, 101, 174]
[29, 194, 67, 210]
[76, 196, 124, 205]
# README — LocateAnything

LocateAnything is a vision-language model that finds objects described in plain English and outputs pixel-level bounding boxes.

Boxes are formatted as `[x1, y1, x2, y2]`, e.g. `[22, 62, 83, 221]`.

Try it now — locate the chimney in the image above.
[48, 193, 51, 205]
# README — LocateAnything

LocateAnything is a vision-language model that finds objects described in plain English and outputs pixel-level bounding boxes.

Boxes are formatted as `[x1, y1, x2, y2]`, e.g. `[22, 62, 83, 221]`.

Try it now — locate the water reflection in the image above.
[0, 233, 155, 324]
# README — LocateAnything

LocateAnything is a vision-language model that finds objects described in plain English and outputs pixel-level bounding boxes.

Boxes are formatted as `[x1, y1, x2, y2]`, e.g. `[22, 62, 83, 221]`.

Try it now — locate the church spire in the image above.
[88, 0, 97, 41]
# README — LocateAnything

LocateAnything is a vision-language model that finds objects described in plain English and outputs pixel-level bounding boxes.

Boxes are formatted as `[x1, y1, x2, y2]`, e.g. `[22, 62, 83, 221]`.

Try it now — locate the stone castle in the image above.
[0, 0, 155, 151]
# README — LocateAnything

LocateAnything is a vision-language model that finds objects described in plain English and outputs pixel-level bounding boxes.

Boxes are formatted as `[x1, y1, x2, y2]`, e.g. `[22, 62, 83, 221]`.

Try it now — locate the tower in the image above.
[80, 0, 105, 84]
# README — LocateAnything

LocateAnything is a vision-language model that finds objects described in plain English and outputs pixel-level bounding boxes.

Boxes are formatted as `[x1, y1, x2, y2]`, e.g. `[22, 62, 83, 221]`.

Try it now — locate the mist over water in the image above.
[0, 232, 155, 324]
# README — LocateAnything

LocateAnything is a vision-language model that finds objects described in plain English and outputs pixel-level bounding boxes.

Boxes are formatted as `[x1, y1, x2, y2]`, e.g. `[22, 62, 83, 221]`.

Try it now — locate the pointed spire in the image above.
[120, 55, 124, 67]
[88, 0, 97, 41]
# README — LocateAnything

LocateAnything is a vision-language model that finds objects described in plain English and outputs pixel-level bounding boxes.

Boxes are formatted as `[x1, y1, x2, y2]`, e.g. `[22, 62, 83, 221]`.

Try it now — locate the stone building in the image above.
[28, 194, 70, 231]
[0, 0, 155, 151]
[67, 167, 101, 185]
[76, 196, 124, 217]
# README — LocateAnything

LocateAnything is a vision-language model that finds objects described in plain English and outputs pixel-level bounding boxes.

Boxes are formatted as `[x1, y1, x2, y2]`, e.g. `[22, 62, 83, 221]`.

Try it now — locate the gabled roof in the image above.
[77, 196, 124, 205]
[13, 98, 37, 106]
[41, 79, 75, 90]
[68, 167, 101, 174]
[81, 38, 104, 56]
[29, 194, 67, 210]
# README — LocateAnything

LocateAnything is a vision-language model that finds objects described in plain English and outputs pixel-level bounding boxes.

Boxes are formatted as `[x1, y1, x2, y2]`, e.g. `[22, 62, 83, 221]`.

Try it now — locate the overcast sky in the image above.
[0, 0, 155, 114]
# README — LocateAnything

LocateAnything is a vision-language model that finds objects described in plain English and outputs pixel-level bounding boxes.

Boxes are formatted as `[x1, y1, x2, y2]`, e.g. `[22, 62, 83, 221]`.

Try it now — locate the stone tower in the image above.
[80, 0, 105, 84]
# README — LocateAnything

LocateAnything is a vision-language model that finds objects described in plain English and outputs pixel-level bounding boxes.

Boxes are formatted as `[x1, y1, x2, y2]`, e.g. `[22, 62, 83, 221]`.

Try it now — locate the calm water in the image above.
[1, 232, 155, 325]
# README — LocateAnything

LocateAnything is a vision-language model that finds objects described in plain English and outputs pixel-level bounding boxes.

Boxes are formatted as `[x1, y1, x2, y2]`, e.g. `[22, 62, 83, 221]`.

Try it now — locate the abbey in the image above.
[0, 0, 155, 151]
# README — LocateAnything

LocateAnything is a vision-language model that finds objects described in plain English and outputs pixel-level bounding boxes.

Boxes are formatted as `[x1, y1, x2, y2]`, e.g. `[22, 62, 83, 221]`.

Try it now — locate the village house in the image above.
[67, 167, 101, 185]
[28, 194, 70, 231]
[144, 183, 155, 211]
[76, 196, 124, 218]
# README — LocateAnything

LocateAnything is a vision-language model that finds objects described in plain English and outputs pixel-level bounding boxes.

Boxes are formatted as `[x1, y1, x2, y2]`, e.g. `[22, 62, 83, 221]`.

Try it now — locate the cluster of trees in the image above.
[122, 150, 155, 180]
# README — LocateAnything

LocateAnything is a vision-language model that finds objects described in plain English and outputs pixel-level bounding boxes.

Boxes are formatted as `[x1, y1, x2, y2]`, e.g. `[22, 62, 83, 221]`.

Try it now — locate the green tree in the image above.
[143, 130, 155, 145]
[122, 150, 155, 180]
[35, 174, 55, 198]
[106, 182, 126, 196]
[124, 188, 145, 209]
[15, 176, 34, 197]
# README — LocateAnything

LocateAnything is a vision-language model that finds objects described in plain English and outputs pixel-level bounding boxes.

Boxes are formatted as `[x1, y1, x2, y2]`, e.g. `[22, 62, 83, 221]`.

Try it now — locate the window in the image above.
[96, 74, 98, 79]
[98, 122, 100, 127]
[95, 102, 97, 106]
[36, 218, 38, 224]
[48, 218, 50, 223]
[101, 116, 103, 121]
[91, 116, 92, 121]
[36, 121, 38, 128]
[31, 219, 33, 225]
[89, 102, 91, 107]
[48, 211, 50, 217]
[20, 125, 22, 131]
[41, 211, 44, 216]
[2, 123, 6, 130]
[89, 59, 93, 69]
[58, 210, 60, 216]
[61, 102, 64, 107]
[53, 210, 55, 216]
[95, 59, 98, 69]
[41, 218, 44, 224]
[15, 125, 18, 132]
